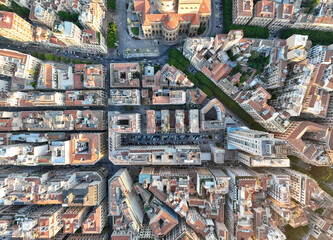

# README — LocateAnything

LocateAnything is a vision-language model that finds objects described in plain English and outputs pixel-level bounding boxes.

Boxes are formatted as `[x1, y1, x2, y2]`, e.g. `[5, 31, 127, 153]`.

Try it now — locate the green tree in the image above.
[314, 207, 324, 215]
[223, 0, 269, 38]
[107, 0, 116, 10]
[58, 11, 72, 21]
[199, 85, 213, 98]
[283, 225, 309, 240]
[61, 57, 70, 63]
[310, 166, 332, 182]
[107, 22, 117, 48]
[281, 28, 333, 46]
[10, 1, 30, 18]
[45, 54, 54, 61]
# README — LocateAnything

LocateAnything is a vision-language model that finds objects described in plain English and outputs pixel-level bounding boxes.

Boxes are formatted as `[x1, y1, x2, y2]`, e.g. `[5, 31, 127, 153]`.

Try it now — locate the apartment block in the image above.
[109, 89, 141, 105]
[62, 207, 90, 234]
[232, 0, 253, 25]
[235, 86, 291, 132]
[74, 64, 106, 89]
[308, 45, 333, 65]
[268, 3, 294, 31]
[109, 111, 141, 133]
[0, 132, 106, 166]
[189, 109, 199, 133]
[187, 89, 207, 104]
[223, 167, 258, 239]
[63, 171, 107, 207]
[200, 98, 225, 131]
[286, 34, 309, 62]
[0, 91, 66, 107]
[0, 11, 34, 42]
[249, 1, 276, 27]
[110, 62, 141, 88]
[275, 121, 333, 166]
[37, 205, 64, 239]
[152, 89, 186, 105]
[0, 205, 63, 239]
[37, 63, 74, 90]
[0, 110, 107, 131]
[79, 2, 105, 32]
[109, 136, 202, 165]
[81, 29, 108, 54]
[137, 167, 229, 238]
[0, 49, 42, 90]
[154, 63, 194, 87]
[281, 168, 324, 207]
[227, 127, 287, 156]
[109, 168, 144, 234]
[53, 21, 82, 47]
[35, 27, 67, 49]
[0, 166, 108, 205]
[29, 2, 56, 29]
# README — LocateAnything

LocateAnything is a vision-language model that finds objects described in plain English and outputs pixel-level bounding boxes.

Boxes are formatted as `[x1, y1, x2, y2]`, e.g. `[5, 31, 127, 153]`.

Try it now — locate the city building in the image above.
[146, 110, 156, 134]
[187, 88, 207, 104]
[109, 168, 144, 234]
[134, 0, 211, 42]
[0, 49, 42, 90]
[0, 110, 107, 131]
[200, 98, 225, 131]
[155, 63, 194, 87]
[189, 109, 199, 133]
[74, 64, 106, 89]
[0, 166, 108, 205]
[108, 111, 141, 133]
[275, 121, 333, 166]
[82, 199, 108, 234]
[232, 0, 253, 25]
[79, 2, 105, 32]
[235, 86, 291, 133]
[0, 11, 34, 42]
[152, 89, 186, 105]
[286, 34, 309, 62]
[53, 21, 82, 47]
[110, 62, 141, 88]
[109, 89, 141, 105]
[62, 207, 90, 234]
[29, 2, 56, 29]
[249, 1, 276, 27]
[37, 63, 74, 90]
[81, 29, 108, 54]
[281, 168, 324, 208]
[268, 3, 294, 31]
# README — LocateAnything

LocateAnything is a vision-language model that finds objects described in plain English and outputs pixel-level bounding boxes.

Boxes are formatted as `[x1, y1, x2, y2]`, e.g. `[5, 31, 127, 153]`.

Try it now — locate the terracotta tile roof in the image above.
[0, 11, 14, 29]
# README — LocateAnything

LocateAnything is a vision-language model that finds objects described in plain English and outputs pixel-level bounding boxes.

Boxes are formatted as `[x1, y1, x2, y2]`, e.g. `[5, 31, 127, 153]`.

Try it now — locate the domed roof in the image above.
[162, 14, 180, 30]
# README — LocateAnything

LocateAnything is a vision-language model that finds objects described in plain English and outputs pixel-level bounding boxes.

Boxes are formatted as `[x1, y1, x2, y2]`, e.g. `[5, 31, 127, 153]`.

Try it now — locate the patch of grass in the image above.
[131, 27, 139, 36]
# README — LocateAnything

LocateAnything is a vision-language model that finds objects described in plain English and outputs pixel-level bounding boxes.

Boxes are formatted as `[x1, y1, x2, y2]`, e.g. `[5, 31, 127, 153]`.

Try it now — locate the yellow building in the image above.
[0, 11, 34, 42]
[134, 0, 211, 42]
